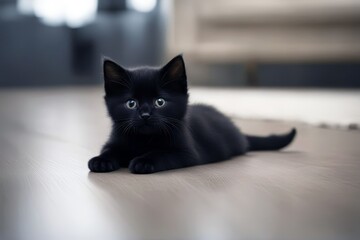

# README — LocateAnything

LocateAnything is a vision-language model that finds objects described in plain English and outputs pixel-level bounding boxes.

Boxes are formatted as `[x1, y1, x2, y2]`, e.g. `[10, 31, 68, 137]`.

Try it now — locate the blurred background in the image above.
[0, 0, 360, 126]
[1, 0, 360, 87]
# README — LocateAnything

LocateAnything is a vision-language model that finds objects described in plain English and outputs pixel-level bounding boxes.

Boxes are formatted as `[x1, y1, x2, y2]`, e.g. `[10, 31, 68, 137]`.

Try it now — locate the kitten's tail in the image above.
[246, 128, 297, 151]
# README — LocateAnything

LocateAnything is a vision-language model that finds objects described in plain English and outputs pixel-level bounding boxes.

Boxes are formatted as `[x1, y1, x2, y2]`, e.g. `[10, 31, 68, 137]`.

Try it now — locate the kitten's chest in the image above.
[127, 135, 169, 155]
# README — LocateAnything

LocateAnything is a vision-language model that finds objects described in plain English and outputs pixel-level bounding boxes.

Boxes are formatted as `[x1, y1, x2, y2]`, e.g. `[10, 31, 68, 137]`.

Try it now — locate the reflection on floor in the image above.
[0, 87, 359, 240]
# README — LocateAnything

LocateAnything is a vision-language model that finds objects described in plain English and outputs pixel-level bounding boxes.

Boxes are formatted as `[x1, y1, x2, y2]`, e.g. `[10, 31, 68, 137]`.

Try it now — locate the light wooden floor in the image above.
[0, 87, 359, 240]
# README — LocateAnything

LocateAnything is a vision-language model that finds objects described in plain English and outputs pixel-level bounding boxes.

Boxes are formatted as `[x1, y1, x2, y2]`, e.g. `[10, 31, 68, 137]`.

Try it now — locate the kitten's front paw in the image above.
[129, 157, 156, 174]
[88, 156, 120, 172]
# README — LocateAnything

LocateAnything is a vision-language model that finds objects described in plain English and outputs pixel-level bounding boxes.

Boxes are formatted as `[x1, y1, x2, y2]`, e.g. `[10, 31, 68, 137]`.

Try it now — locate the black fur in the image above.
[88, 55, 296, 174]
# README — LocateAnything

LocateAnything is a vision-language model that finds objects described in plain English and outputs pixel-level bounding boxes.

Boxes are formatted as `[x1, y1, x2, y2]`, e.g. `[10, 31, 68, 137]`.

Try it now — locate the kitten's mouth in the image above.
[138, 124, 154, 134]
[138, 119, 154, 127]
[140, 123, 151, 128]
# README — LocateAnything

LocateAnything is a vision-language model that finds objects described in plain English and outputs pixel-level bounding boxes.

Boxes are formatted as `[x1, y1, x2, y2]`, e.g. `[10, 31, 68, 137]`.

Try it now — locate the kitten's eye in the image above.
[154, 98, 166, 108]
[126, 99, 137, 109]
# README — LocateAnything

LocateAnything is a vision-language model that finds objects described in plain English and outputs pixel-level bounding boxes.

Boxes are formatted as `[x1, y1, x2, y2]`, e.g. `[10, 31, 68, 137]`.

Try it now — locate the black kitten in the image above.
[88, 55, 296, 174]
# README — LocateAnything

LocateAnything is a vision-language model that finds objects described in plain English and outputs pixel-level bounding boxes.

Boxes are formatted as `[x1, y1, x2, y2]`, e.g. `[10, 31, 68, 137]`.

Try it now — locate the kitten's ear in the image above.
[103, 58, 131, 95]
[160, 55, 187, 93]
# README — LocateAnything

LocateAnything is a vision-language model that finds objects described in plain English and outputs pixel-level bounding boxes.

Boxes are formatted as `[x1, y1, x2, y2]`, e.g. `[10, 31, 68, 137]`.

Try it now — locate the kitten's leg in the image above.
[88, 147, 129, 172]
[129, 151, 198, 174]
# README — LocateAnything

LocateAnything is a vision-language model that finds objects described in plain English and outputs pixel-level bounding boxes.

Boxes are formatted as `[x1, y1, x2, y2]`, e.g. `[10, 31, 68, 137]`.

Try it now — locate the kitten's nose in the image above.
[140, 112, 150, 120]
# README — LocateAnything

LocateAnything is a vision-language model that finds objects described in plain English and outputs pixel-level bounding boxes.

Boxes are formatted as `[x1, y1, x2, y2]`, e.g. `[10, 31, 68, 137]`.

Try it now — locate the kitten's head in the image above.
[103, 55, 188, 135]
